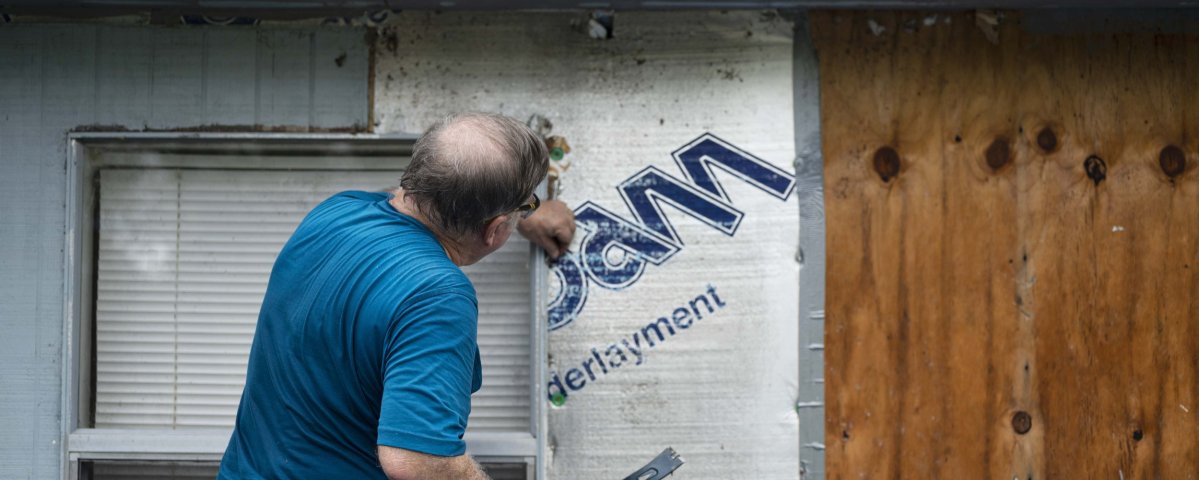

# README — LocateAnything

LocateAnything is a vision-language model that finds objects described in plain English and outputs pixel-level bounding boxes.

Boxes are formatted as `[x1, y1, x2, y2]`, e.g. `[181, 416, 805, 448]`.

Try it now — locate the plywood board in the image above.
[814, 10, 1199, 479]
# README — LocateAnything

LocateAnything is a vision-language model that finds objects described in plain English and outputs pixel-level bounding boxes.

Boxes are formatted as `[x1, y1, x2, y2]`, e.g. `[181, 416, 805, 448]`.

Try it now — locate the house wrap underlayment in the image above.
[375, 10, 801, 479]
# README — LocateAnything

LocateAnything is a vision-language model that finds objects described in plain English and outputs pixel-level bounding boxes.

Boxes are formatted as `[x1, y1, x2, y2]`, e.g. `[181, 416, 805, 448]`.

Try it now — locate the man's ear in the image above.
[481, 214, 513, 248]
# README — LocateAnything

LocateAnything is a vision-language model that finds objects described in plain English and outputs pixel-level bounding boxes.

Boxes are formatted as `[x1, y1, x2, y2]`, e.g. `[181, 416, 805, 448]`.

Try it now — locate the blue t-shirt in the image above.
[218, 191, 482, 479]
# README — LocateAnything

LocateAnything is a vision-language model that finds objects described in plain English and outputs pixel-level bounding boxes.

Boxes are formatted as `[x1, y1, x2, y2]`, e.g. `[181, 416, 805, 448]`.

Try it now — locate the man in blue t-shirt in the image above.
[218, 113, 574, 479]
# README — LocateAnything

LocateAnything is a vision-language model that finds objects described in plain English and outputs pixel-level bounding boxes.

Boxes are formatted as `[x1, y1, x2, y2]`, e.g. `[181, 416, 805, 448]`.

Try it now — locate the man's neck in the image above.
[388, 190, 470, 266]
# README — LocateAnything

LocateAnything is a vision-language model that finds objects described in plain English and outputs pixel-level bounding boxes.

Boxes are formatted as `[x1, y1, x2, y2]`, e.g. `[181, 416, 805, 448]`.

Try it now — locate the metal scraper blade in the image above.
[622, 447, 684, 480]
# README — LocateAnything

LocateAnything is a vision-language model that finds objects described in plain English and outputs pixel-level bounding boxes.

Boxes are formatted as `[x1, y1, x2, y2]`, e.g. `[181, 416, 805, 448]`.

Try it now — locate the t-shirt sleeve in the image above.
[378, 289, 479, 457]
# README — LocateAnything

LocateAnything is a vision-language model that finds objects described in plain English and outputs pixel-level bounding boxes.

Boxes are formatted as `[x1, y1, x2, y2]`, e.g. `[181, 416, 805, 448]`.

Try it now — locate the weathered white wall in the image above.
[0, 25, 368, 479]
[375, 11, 801, 479]
[0, 12, 813, 479]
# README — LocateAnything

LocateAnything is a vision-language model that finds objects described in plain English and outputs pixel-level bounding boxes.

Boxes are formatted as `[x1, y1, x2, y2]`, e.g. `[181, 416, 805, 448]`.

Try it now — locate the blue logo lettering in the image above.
[548, 133, 795, 331]
[618, 166, 744, 245]
[573, 201, 679, 290]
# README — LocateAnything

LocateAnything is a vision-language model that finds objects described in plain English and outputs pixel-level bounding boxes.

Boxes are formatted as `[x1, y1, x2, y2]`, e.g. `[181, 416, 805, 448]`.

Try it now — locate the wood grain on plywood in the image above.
[815, 11, 1199, 479]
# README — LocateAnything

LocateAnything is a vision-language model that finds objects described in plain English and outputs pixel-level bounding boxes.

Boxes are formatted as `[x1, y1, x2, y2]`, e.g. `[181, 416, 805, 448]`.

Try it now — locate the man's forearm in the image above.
[445, 454, 490, 480]
[378, 445, 490, 480]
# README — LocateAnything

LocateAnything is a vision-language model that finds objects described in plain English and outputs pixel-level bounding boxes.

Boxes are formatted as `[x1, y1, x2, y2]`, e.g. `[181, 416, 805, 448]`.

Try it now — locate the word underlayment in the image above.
[547, 284, 726, 405]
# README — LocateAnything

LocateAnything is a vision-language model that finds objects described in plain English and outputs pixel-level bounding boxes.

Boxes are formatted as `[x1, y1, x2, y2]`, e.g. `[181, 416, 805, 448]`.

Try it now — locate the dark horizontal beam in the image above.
[3, 0, 1198, 14]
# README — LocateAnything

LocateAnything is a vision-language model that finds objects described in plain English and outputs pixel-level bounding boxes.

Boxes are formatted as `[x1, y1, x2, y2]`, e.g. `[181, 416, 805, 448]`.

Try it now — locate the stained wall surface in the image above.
[815, 10, 1199, 480]
[0, 25, 368, 479]
[374, 10, 806, 479]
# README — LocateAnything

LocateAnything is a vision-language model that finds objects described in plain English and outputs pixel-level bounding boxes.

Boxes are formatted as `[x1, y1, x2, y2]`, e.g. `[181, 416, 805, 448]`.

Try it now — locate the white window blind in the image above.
[94, 168, 532, 434]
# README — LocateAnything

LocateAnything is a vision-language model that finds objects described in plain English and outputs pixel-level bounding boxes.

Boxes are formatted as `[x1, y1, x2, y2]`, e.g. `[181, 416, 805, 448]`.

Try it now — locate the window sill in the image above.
[67, 428, 536, 461]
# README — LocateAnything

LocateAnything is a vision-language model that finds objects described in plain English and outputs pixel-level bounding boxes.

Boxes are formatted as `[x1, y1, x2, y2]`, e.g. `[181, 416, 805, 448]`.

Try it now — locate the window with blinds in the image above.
[92, 167, 533, 434]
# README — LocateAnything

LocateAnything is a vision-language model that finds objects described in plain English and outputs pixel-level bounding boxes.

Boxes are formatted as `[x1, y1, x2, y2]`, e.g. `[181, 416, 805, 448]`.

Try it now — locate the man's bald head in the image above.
[400, 112, 549, 237]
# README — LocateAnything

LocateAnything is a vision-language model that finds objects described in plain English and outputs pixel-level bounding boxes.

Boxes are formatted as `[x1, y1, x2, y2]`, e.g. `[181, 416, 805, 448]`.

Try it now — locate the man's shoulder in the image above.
[322, 190, 387, 208]
[387, 267, 477, 334]
[405, 265, 476, 303]
[298, 190, 386, 226]
[374, 240, 475, 306]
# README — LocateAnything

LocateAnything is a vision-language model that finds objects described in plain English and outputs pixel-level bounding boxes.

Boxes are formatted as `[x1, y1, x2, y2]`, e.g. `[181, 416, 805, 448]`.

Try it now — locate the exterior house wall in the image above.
[373, 10, 810, 479]
[0, 25, 368, 479]
[0, 10, 819, 479]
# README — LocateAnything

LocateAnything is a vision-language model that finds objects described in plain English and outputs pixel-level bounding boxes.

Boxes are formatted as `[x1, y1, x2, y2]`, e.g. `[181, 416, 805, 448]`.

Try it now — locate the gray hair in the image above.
[400, 112, 549, 237]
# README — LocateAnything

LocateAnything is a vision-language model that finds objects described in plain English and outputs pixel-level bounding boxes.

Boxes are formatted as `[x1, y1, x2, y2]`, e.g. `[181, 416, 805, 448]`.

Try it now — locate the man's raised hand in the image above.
[516, 199, 575, 259]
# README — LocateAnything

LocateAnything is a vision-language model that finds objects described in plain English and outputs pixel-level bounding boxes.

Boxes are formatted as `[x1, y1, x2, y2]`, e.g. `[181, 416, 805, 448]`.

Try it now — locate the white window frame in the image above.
[62, 133, 549, 480]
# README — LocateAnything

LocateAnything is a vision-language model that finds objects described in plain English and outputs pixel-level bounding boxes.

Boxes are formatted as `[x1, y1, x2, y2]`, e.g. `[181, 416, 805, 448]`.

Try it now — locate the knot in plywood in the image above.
[1011, 411, 1032, 435]
[985, 137, 1011, 171]
[1084, 155, 1107, 185]
[873, 146, 901, 182]
[1036, 127, 1057, 153]
[1159, 145, 1186, 179]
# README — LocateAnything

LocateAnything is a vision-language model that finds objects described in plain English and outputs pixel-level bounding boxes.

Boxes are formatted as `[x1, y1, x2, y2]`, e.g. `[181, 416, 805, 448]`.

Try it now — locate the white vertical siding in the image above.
[0, 24, 368, 479]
